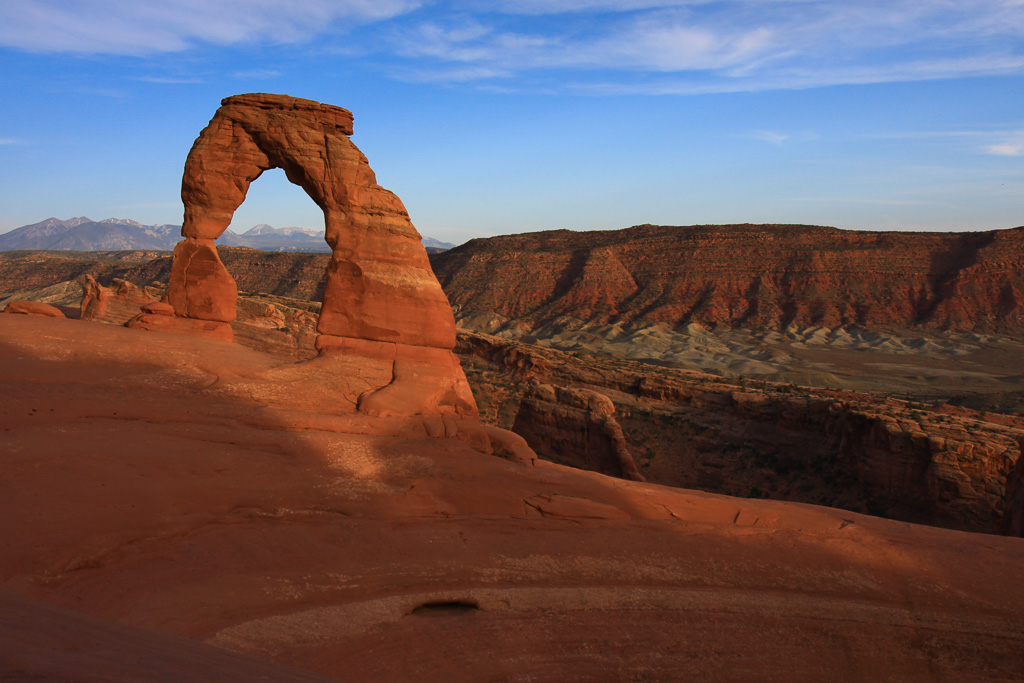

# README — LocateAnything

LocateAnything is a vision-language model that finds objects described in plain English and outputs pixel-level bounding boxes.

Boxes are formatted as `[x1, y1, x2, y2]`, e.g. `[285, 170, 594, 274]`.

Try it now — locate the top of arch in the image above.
[220, 93, 354, 137]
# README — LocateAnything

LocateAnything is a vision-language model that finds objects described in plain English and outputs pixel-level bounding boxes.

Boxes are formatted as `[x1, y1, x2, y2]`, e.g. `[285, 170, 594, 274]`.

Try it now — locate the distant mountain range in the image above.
[0, 217, 456, 253]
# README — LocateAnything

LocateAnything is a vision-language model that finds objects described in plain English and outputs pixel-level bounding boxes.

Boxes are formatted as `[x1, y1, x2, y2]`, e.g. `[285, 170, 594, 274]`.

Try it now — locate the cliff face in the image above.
[512, 380, 644, 481]
[431, 224, 1024, 333]
[457, 330, 1024, 536]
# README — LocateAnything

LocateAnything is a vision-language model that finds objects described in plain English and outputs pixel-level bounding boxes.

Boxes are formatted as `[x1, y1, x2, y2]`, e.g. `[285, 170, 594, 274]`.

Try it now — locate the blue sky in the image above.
[0, 0, 1021, 243]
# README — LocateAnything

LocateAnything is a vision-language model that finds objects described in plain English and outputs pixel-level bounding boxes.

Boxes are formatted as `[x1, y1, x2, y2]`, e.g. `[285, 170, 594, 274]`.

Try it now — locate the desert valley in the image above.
[1, 93, 1023, 682]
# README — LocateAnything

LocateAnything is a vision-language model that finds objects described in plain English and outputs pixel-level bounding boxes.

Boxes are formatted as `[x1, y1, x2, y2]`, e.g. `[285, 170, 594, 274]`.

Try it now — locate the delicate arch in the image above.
[168, 93, 455, 350]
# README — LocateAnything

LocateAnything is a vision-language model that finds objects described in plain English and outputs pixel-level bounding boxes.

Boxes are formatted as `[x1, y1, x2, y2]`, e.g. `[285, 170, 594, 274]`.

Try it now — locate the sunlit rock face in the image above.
[158, 93, 475, 417]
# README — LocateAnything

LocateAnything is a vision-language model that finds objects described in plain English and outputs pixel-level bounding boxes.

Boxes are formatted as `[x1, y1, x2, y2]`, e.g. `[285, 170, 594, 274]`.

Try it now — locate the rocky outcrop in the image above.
[79, 275, 161, 324]
[431, 223, 1024, 333]
[1000, 439, 1024, 536]
[1, 300, 65, 318]
[151, 93, 475, 417]
[513, 380, 644, 481]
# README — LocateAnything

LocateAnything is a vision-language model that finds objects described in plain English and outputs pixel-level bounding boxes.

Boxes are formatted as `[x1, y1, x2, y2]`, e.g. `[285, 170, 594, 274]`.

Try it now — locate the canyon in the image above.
[4, 237, 1024, 537]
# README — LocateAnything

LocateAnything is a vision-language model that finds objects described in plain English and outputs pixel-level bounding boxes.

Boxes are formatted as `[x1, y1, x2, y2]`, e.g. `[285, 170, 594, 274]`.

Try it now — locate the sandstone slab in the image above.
[2, 300, 65, 318]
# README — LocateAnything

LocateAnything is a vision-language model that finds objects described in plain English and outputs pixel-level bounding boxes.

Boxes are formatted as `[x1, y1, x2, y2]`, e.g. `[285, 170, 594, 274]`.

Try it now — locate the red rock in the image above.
[2, 300, 65, 317]
[162, 93, 475, 417]
[458, 329, 1024, 535]
[167, 238, 237, 323]
[141, 301, 175, 316]
[513, 379, 645, 481]
[174, 93, 454, 349]
[0, 591, 334, 683]
[1, 314, 1023, 681]
[315, 335, 476, 417]
[79, 275, 160, 324]
[431, 223, 1024, 333]
[125, 313, 234, 341]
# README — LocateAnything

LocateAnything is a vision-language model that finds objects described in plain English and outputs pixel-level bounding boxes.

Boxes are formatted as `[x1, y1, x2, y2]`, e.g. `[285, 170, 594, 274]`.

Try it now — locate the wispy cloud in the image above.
[985, 143, 1024, 156]
[73, 86, 128, 98]
[0, 138, 20, 145]
[867, 127, 1024, 157]
[0, 0, 422, 55]
[754, 131, 788, 145]
[3, 0, 1023, 94]
[392, 65, 514, 83]
[468, 0, 712, 13]
[394, 1, 1024, 91]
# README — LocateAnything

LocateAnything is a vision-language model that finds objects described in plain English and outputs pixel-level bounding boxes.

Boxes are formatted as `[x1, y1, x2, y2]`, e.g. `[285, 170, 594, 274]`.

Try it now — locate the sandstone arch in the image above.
[157, 93, 475, 417]
[168, 93, 454, 349]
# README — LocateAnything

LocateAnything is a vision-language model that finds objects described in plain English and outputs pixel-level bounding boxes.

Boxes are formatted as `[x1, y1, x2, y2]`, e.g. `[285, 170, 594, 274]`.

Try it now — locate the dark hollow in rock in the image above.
[408, 600, 480, 617]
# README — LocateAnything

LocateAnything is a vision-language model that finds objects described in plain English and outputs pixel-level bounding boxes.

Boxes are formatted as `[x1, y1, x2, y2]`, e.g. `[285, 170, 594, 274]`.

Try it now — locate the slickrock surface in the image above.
[431, 223, 1024, 334]
[0, 591, 335, 683]
[1, 314, 1023, 680]
[1, 300, 65, 318]
[459, 330, 1024, 536]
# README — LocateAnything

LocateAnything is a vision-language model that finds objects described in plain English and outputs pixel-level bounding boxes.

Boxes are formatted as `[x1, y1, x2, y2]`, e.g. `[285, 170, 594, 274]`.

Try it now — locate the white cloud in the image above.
[392, 65, 514, 83]
[985, 143, 1024, 156]
[3, 0, 1023, 95]
[467, 0, 713, 14]
[866, 128, 1024, 158]
[0, 138, 20, 145]
[752, 131, 789, 146]
[397, 1, 1024, 91]
[0, 0, 421, 55]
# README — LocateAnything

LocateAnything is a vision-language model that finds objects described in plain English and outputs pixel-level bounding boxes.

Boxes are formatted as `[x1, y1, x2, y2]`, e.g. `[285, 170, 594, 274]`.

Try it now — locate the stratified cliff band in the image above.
[431, 223, 1024, 333]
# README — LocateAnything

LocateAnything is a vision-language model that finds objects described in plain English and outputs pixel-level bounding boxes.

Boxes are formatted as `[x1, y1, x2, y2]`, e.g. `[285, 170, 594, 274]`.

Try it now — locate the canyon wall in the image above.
[512, 380, 644, 481]
[457, 331, 1024, 536]
[431, 224, 1024, 333]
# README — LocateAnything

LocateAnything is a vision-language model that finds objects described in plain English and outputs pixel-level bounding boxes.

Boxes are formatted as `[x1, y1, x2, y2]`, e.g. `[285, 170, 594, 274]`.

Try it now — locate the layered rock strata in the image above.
[153, 93, 474, 417]
[431, 223, 1024, 334]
